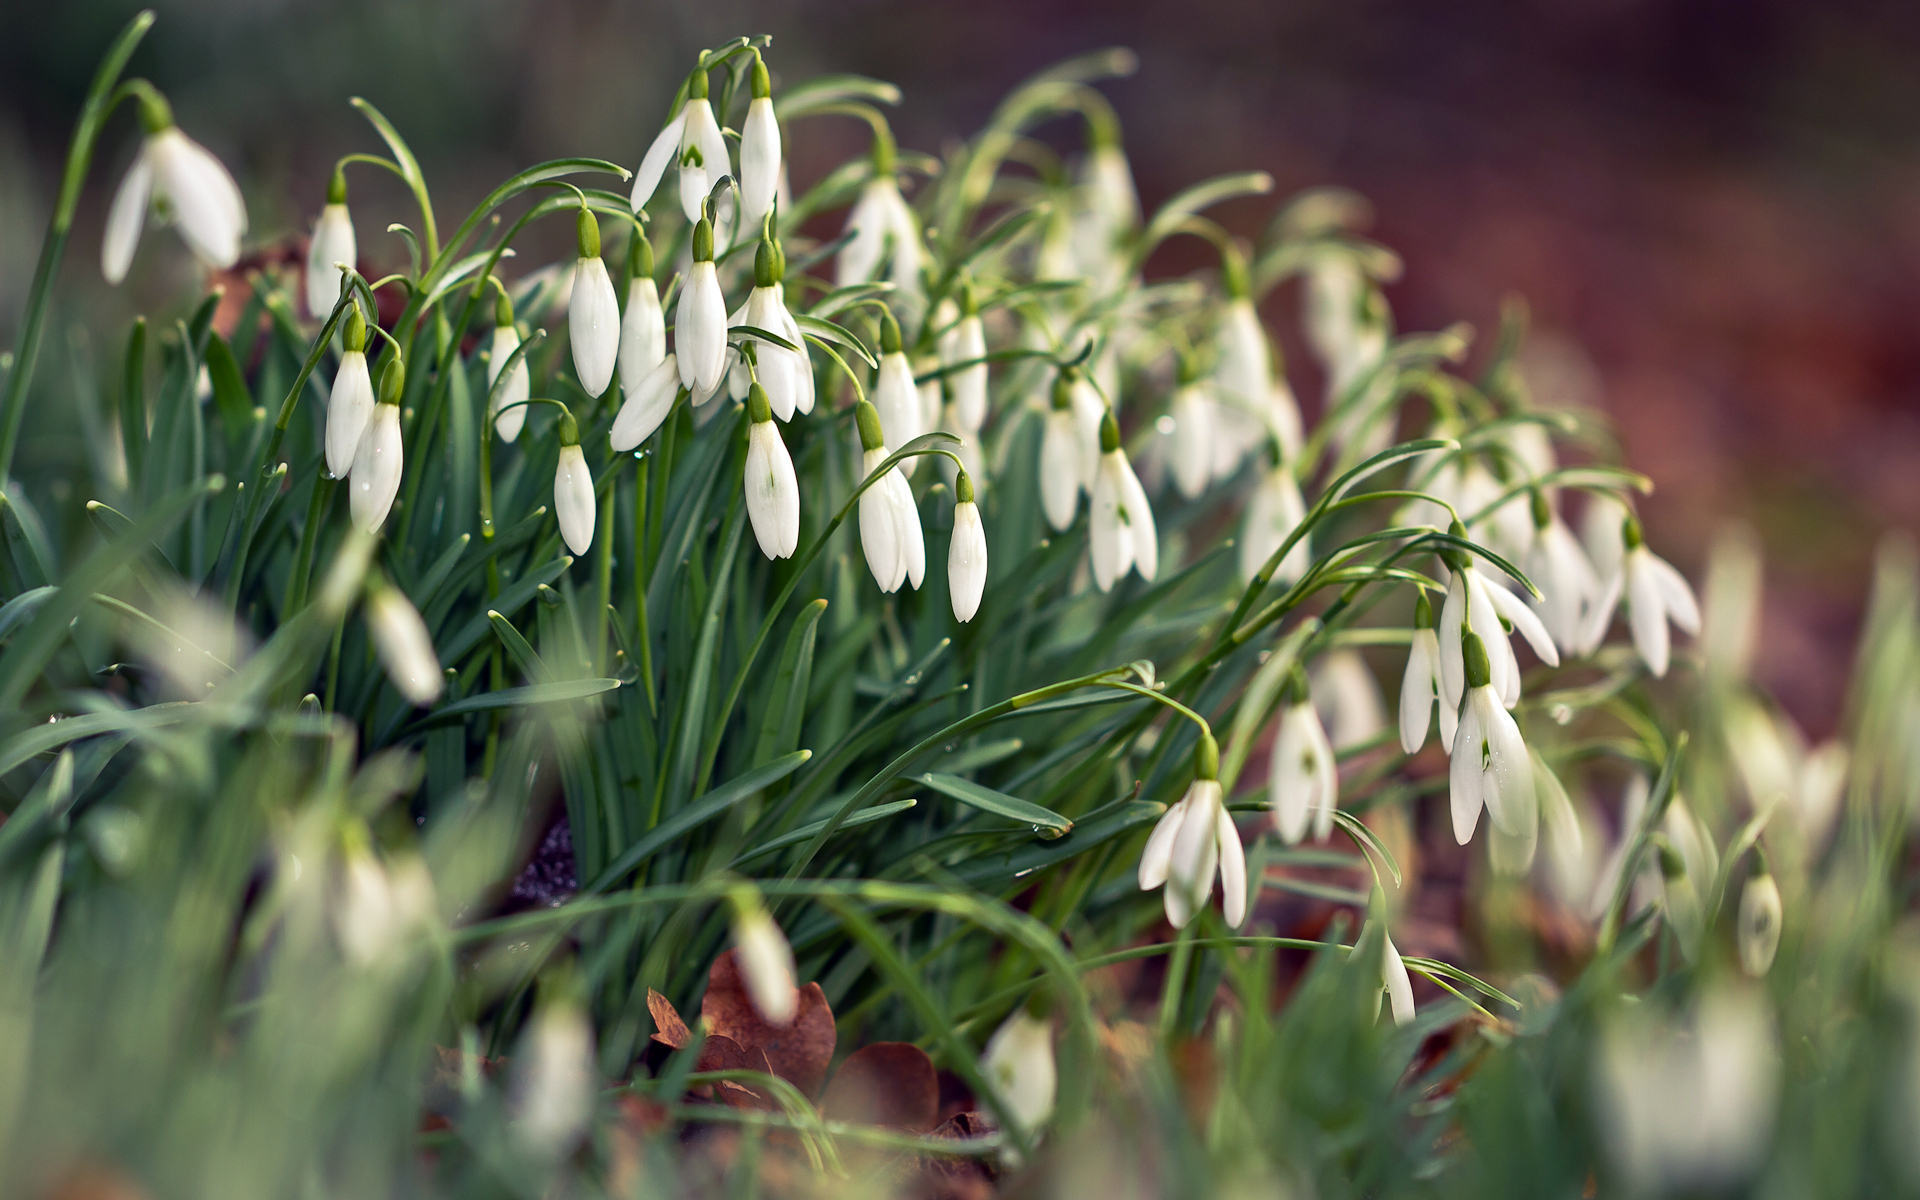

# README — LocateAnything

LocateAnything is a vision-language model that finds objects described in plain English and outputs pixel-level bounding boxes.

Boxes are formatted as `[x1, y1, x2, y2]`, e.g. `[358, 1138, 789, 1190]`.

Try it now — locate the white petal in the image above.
[1465, 570, 1519, 704]
[676, 262, 729, 393]
[682, 101, 732, 224]
[740, 97, 781, 232]
[325, 350, 376, 480]
[1216, 802, 1248, 929]
[349, 405, 404, 532]
[745, 421, 800, 560]
[1069, 379, 1105, 492]
[367, 586, 443, 705]
[1115, 453, 1157, 582]
[1489, 578, 1561, 666]
[858, 448, 905, 591]
[774, 290, 816, 414]
[1270, 704, 1325, 845]
[952, 317, 988, 431]
[948, 501, 988, 622]
[1166, 781, 1221, 928]
[154, 130, 247, 269]
[1438, 569, 1467, 712]
[678, 161, 711, 229]
[554, 445, 596, 556]
[1169, 385, 1214, 500]
[1399, 629, 1437, 754]
[488, 326, 531, 442]
[1307, 713, 1338, 842]
[611, 354, 681, 451]
[306, 203, 356, 319]
[1039, 411, 1083, 532]
[734, 910, 798, 1024]
[102, 149, 154, 284]
[1438, 685, 1459, 754]
[568, 257, 620, 397]
[874, 353, 924, 475]
[631, 110, 688, 212]
[1138, 801, 1186, 891]
[1448, 696, 1485, 845]
[891, 471, 926, 589]
[837, 179, 892, 287]
[619, 277, 666, 392]
[1582, 567, 1624, 657]
[1481, 692, 1536, 836]
[1648, 552, 1702, 634]
[1627, 550, 1671, 677]
[1383, 935, 1416, 1026]
[1088, 454, 1128, 592]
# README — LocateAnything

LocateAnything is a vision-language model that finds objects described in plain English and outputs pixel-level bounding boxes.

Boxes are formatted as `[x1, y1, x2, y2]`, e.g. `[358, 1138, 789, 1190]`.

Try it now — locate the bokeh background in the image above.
[4, 0, 1918, 732]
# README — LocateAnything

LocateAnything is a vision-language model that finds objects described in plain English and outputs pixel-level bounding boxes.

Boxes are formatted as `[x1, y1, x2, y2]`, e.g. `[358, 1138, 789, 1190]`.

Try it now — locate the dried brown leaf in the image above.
[820, 1042, 940, 1132]
[648, 988, 691, 1049]
[701, 949, 836, 1098]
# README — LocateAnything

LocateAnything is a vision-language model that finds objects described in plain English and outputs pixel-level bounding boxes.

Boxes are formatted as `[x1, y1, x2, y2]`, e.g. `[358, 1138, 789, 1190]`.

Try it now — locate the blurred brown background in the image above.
[4, 0, 1917, 731]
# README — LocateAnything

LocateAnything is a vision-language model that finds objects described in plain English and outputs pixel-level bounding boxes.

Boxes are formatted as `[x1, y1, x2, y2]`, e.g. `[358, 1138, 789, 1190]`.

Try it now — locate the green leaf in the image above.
[583, 749, 811, 895]
[733, 798, 917, 865]
[776, 74, 903, 119]
[0, 587, 56, 642]
[792, 314, 878, 369]
[0, 704, 196, 780]
[1330, 809, 1402, 889]
[753, 598, 826, 766]
[202, 332, 254, 438]
[406, 678, 620, 730]
[917, 773, 1073, 837]
[488, 610, 553, 684]
[1137, 171, 1275, 263]
[438, 557, 573, 666]
[951, 799, 1164, 886]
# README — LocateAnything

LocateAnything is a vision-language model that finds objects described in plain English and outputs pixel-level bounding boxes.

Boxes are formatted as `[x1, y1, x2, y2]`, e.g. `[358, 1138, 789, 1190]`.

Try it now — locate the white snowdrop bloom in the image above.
[738, 58, 782, 234]
[872, 312, 925, 475]
[553, 424, 596, 557]
[332, 844, 434, 968]
[618, 234, 666, 397]
[853, 402, 924, 593]
[324, 310, 375, 480]
[1724, 699, 1849, 853]
[567, 212, 619, 397]
[1139, 736, 1246, 929]
[1088, 412, 1157, 592]
[838, 157, 925, 309]
[511, 1002, 597, 1158]
[1064, 369, 1108, 493]
[1437, 537, 1559, 719]
[486, 296, 531, 443]
[1324, 289, 1394, 460]
[1582, 491, 1630, 584]
[1525, 491, 1601, 657]
[1487, 745, 1557, 877]
[1240, 457, 1311, 586]
[1039, 404, 1083, 533]
[739, 282, 809, 422]
[1583, 516, 1700, 675]
[1738, 866, 1783, 977]
[730, 893, 798, 1025]
[1448, 632, 1537, 845]
[675, 216, 729, 395]
[630, 69, 731, 223]
[611, 354, 681, 452]
[349, 362, 405, 533]
[102, 99, 248, 284]
[365, 583, 442, 706]
[1381, 931, 1416, 1027]
[1400, 594, 1443, 753]
[1215, 294, 1302, 462]
[1069, 140, 1139, 292]
[1314, 648, 1386, 750]
[981, 1009, 1056, 1139]
[743, 385, 800, 561]
[1168, 381, 1216, 500]
[1582, 773, 1664, 924]
[949, 475, 988, 623]
[306, 172, 356, 318]
[1304, 252, 1365, 378]
[948, 288, 989, 432]
[1596, 987, 1779, 1194]
[1270, 685, 1338, 845]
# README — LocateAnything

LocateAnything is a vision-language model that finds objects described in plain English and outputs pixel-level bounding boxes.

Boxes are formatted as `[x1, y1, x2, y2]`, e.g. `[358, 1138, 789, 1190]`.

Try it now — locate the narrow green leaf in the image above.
[753, 598, 826, 766]
[918, 773, 1072, 836]
[438, 556, 573, 665]
[733, 798, 917, 865]
[406, 678, 620, 730]
[951, 799, 1164, 886]
[584, 749, 811, 895]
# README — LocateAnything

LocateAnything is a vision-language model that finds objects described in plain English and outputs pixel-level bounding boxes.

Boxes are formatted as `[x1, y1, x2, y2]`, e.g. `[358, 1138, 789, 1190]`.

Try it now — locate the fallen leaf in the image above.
[911, 1111, 999, 1200]
[701, 949, 836, 1098]
[648, 988, 692, 1048]
[820, 1042, 939, 1132]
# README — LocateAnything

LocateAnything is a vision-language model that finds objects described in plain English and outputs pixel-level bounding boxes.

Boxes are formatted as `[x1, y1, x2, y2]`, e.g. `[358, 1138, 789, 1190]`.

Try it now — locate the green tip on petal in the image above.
[688, 67, 709, 100]
[755, 234, 782, 289]
[1222, 245, 1251, 300]
[493, 288, 514, 329]
[1462, 631, 1492, 690]
[344, 308, 367, 354]
[557, 410, 580, 447]
[377, 355, 405, 406]
[1282, 665, 1310, 707]
[751, 56, 771, 100]
[959, 280, 977, 316]
[1414, 591, 1433, 630]
[1194, 731, 1220, 782]
[692, 218, 714, 263]
[1050, 373, 1074, 411]
[747, 382, 773, 424]
[1530, 488, 1551, 530]
[1448, 518, 1469, 541]
[576, 209, 601, 260]
[629, 230, 654, 279]
[855, 401, 885, 451]
[1099, 409, 1121, 454]
[879, 309, 902, 355]
[1623, 514, 1644, 549]
[956, 471, 975, 504]
[1656, 839, 1685, 879]
[326, 167, 348, 206]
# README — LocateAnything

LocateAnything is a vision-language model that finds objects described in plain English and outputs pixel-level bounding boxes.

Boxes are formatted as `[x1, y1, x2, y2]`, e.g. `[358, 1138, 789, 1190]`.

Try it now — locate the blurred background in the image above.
[3, 0, 1917, 733]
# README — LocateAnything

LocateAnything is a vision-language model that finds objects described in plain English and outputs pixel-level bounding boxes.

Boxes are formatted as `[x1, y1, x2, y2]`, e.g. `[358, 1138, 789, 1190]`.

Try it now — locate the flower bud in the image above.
[1462, 630, 1492, 690]
[1099, 409, 1120, 454]
[576, 207, 601, 260]
[1194, 730, 1220, 781]
[730, 894, 798, 1024]
[1738, 864, 1782, 977]
[366, 582, 443, 705]
[855, 399, 886, 452]
[692, 216, 714, 263]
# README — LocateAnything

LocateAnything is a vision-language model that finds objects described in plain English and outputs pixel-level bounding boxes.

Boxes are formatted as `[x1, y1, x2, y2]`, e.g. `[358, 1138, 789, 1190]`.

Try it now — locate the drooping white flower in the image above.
[675, 215, 729, 396]
[1039, 405, 1083, 533]
[1214, 294, 1302, 463]
[853, 402, 925, 593]
[1139, 736, 1245, 928]
[1069, 139, 1139, 293]
[1382, 931, 1416, 1027]
[1304, 252, 1366, 381]
[306, 172, 356, 318]
[730, 891, 798, 1025]
[630, 69, 732, 223]
[365, 582, 442, 706]
[553, 427, 596, 557]
[872, 311, 925, 475]
[1447, 631, 1537, 845]
[1582, 490, 1630, 584]
[981, 1009, 1056, 1140]
[511, 1002, 597, 1158]
[324, 310, 375, 480]
[838, 151, 925, 310]
[611, 354, 680, 453]
[1399, 594, 1443, 753]
[486, 292, 531, 443]
[1064, 369, 1107, 497]
[1437, 537, 1559, 720]
[1583, 518, 1701, 676]
[567, 211, 619, 397]
[1525, 491, 1601, 657]
[1270, 686, 1338, 845]
[349, 362, 405, 532]
[1240, 457, 1311, 586]
[1724, 699, 1849, 854]
[948, 288, 989, 433]
[743, 385, 800, 560]
[1738, 867, 1782, 977]
[738, 57, 782, 234]
[102, 101, 248, 284]
[1088, 411, 1157, 592]
[618, 233, 666, 398]
[1313, 648, 1387, 750]
[949, 475, 988, 622]
[1168, 381, 1216, 500]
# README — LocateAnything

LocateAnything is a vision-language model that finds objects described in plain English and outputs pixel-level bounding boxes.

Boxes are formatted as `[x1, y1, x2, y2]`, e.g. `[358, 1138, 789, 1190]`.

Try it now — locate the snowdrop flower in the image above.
[102, 92, 247, 284]
[1583, 515, 1700, 676]
[324, 308, 375, 480]
[981, 1007, 1056, 1138]
[1167, 375, 1216, 501]
[1039, 378, 1084, 533]
[1595, 986, 1779, 1194]
[511, 1001, 596, 1158]
[743, 384, 799, 560]
[1324, 289, 1394, 459]
[872, 310, 925, 474]
[1381, 932, 1416, 1027]
[630, 66, 731, 223]
[1214, 279, 1302, 462]
[553, 412, 596, 557]
[734, 232, 812, 420]
[1069, 135, 1139, 293]
[675, 212, 729, 396]
[349, 356, 406, 532]
[568, 210, 619, 397]
[306, 168, 356, 318]
[1088, 411, 1157, 591]
[1725, 699, 1849, 853]
[1448, 631, 1536, 845]
[1739, 858, 1782, 977]
[617, 232, 666, 398]
[738, 55, 782, 234]
[854, 401, 925, 593]
[838, 134, 925, 310]
[365, 580, 442, 706]
[1437, 526, 1558, 717]
[1314, 648, 1387, 750]
[486, 289, 531, 442]
[949, 472, 988, 622]
[1524, 489, 1600, 657]
[1240, 453, 1311, 586]
[1139, 734, 1246, 928]
[1304, 252, 1366, 381]
[332, 841, 436, 968]
[947, 285, 989, 432]
[1399, 593, 1443, 753]
[1270, 671, 1338, 844]
[611, 354, 681, 452]
[1582, 491, 1630, 583]
[729, 888, 798, 1024]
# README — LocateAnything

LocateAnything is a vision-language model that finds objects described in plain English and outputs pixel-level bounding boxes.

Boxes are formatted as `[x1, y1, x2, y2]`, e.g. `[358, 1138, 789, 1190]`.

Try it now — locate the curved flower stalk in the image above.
[568, 210, 620, 398]
[617, 232, 666, 398]
[1239, 452, 1310, 586]
[1271, 669, 1338, 844]
[949, 472, 988, 623]
[937, 408, 985, 497]
[349, 355, 406, 532]
[631, 65, 731, 224]
[1399, 593, 1443, 753]
[1139, 733, 1246, 929]
[102, 89, 247, 284]
[1525, 489, 1601, 657]
[675, 211, 729, 397]
[324, 308, 375, 480]
[553, 410, 596, 556]
[853, 401, 924, 594]
[365, 578, 442, 706]
[1088, 410, 1157, 591]
[1584, 514, 1701, 677]
[743, 384, 799, 561]
[872, 310, 925, 474]
[1448, 631, 1536, 845]
[487, 290, 531, 442]
[306, 168, 356, 319]
[738, 55, 782, 235]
